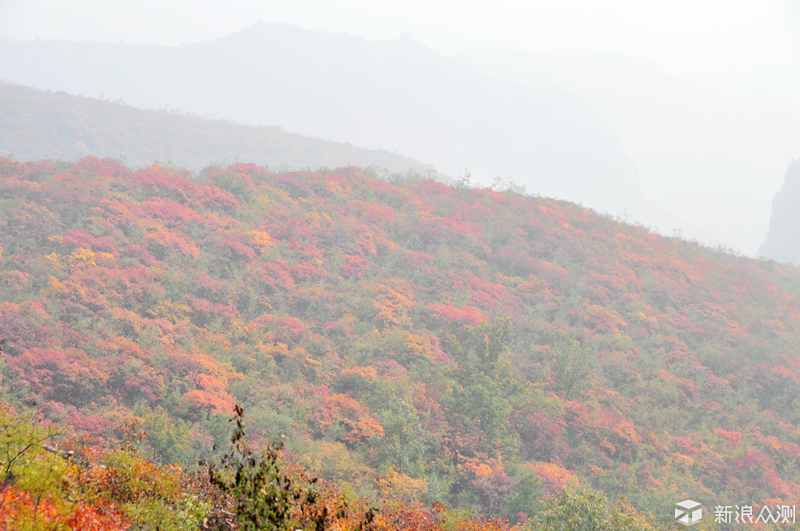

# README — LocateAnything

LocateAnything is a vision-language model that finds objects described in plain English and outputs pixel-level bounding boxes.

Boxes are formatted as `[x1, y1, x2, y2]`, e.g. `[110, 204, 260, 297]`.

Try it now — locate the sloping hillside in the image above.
[0, 82, 431, 173]
[2, 157, 800, 524]
[760, 159, 800, 264]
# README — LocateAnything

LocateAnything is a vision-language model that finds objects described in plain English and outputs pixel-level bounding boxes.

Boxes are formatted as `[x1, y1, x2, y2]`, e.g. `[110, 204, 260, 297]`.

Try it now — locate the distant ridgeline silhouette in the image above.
[0, 82, 432, 173]
[760, 159, 800, 264]
[0, 23, 650, 218]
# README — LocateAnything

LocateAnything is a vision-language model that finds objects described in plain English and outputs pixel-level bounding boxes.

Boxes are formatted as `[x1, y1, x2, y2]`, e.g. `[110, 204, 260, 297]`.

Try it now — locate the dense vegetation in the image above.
[0, 82, 429, 173]
[760, 158, 800, 265]
[3, 157, 800, 528]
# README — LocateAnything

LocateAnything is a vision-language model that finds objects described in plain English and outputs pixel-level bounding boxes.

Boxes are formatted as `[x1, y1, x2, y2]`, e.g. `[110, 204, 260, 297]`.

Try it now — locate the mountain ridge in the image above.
[0, 82, 432, 173]
[0, 23, 662, 224]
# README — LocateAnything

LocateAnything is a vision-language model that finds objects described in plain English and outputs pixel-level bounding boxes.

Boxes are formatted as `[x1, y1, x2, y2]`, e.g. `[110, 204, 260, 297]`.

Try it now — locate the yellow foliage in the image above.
[354, 225, 378, 255]
[246, 230, 275, 249]
[529, 461, 580, 493]
[255, 192, 275, 211]
[472, 462, 494, 479]
[255, 341, 293, 361]
[147, 300, 193, 323]
[108, 191, 137, 203]
[338, 366, 378, 383]
[324, 178, 345, 194]
[143, 227, 200, 259]
[44, 252, 61, 267]
[228, 318, 248, 338]
[611, 421, 643, 444]
[202, 211, 239, 229]
[305, 211, 333, 232]
[414, 208, 439, 221]
[139, 164, 174, 175]
[373, 283, 414, 328]
[68, 247, 96, 267]
[253, 184, 291, 212]
[404, 333, 432, 361]
[634, 311, 659, 330]
[376, 466, 427, 504]
[670, 452, 695, 467]
[46, 275, 66, 295]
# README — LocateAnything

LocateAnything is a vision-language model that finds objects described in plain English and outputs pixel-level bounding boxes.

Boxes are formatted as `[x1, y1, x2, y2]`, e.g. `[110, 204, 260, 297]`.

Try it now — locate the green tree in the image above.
[203, 404, 326, 531]
[507, 467, 543, 521]
[446, 317, 513, 368]
[0, 405, 67, 503]
[140, 406, 197, 467]
[550, 339, 596, 399]
[527, 491, 657, 531]
[528, 490, 610, 531]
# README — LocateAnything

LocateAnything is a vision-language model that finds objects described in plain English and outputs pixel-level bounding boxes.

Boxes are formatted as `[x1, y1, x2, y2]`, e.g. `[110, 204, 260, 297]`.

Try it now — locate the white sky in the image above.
[1, 0, 798, 104]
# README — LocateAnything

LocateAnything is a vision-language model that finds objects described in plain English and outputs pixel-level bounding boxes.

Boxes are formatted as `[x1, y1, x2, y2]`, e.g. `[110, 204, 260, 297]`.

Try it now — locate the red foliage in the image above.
[428, 303, 485, 327]
[0, 486, 129, 531]
[6, 157, 800, 517]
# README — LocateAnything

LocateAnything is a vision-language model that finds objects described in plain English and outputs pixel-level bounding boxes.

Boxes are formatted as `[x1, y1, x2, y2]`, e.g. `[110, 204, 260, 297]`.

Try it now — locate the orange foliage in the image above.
[6, 157, 800, 521]
[0, 486, 129, 531]
[526, 462, 579, 499]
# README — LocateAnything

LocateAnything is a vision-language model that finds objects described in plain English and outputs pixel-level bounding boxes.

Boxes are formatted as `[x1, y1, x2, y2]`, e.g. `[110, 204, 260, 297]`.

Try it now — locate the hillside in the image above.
[0, 82, 431, 173]
[0, 25, 681, 230]
[760, 159, 800, 264]
[3, 157, 800, 525]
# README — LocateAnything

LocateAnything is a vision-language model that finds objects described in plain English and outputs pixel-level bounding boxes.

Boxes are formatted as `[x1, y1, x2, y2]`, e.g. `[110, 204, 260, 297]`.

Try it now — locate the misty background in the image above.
[0, 0, 798, 256]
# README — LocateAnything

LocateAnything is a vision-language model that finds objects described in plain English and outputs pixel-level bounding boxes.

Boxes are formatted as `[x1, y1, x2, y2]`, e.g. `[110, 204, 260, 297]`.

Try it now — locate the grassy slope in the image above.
[0, 82, 432, 173]
[2, 157, 800, 524]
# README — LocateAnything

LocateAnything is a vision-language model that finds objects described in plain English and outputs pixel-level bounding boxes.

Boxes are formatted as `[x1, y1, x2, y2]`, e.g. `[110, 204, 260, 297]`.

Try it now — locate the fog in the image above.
[455, 50, 800, 255]
[1, 0, 798, 255]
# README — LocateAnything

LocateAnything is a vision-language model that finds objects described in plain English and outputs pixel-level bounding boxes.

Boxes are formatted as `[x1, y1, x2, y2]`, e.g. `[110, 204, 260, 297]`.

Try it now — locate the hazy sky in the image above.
[1, 0, 798, 104]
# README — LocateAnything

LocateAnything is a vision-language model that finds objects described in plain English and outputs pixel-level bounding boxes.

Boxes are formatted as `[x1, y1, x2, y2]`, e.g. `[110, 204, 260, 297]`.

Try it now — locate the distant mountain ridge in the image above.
[0, 82, 432, 173]
[759, 159, 800, 264]
[0, 23, 671, 226]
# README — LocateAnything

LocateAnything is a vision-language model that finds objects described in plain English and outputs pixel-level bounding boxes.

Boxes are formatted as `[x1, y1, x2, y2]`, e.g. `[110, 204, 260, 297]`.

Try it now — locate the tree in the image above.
[549, 339, 595, 399]
[203, 404, 327, 531]
[528, 491, 657, 531]
[444, 317, 512, 368]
